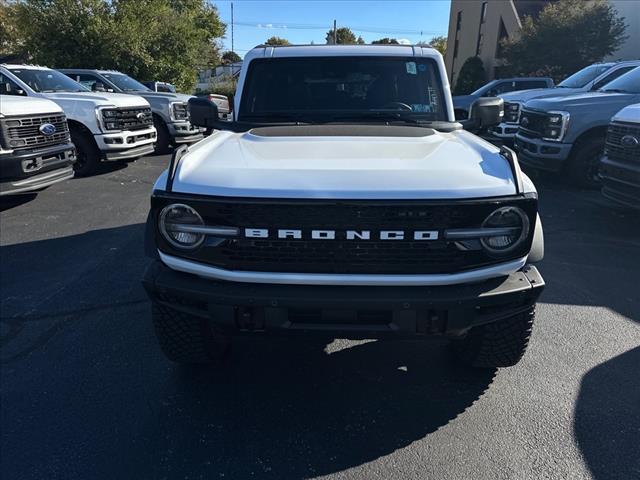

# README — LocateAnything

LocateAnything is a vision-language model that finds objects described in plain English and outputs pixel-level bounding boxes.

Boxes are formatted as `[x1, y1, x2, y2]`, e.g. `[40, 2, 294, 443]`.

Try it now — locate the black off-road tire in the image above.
[565, 136, 605, 188]
[153, 116, 171, 154]
[151, 302, 231, 364]
[452, 307, 535, 369]
[70, 129, 100, 177]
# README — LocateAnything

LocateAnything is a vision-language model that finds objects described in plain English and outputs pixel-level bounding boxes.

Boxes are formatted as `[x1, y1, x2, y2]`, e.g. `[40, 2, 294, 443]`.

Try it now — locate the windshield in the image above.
[238, 56, 448, 123]
[558, 64, 611, 88]
[8, 68, 88, 93]
[102, 73, 150, 92]
[600, 66, 640, 94]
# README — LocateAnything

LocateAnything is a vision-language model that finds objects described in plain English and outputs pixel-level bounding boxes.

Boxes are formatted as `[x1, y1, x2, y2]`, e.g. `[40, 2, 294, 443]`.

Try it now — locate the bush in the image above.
[454, 56, 486, 95]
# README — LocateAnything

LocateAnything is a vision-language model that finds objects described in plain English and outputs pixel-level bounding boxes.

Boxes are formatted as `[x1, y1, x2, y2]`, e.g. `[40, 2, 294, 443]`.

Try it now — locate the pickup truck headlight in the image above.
[159, 204, 205, 249]
[96, 107, 121, 132]
[481, 207, 530, 255]
[542, 111, 570, 142]
[170, 102, 189, 121]
[504, 102, 521, 124]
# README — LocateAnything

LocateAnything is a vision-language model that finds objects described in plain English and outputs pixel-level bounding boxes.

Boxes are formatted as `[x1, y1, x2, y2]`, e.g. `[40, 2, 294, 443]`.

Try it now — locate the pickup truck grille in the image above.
[605, 122, 640, 164]
[0, 114, 70, 151]
[153, 197, 538, 275]
[518, 109, 547, 138]
[102, 107, 153, 131]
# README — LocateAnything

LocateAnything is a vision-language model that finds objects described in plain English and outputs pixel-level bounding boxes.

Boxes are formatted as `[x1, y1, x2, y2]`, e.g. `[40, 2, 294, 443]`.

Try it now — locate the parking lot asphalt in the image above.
[1, 154, 639, 480]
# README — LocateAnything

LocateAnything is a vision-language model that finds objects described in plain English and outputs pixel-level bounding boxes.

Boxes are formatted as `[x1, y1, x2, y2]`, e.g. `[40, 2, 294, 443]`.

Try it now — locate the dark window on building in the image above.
[495, 17, 509, 57]
[456, 11, 462, 31]
[453, 39, 459, 59]
[481, 2, 488, 23]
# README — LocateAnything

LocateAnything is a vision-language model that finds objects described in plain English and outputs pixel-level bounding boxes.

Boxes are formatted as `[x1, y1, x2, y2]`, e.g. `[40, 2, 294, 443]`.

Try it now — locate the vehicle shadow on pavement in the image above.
[0, 193, 37, 212]
[574, 346, 640, 480]
[149, 339, 496, 479]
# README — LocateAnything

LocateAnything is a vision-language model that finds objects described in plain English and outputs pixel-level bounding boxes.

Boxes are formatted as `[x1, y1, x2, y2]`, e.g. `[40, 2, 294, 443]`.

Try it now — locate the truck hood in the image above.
[452, 94, 475, 109]
[0, 96, 63, 116]
[169, 126, 519, 199]
[523, 91, 638, 113]
[137, 91, 193, 103]
[500, 87, 582, 103]
[45, 91, 150, 108]
[613, 103, 640, 123]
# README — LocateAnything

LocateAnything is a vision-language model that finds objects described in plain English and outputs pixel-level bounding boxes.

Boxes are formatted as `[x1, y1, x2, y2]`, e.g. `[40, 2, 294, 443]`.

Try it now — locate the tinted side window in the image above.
[517, 80, 548, 90]
[592, 66, 636, 90]
[78, 74, 101, 90]
[487, 81, 515, 96]
[0, 73, 26, 96]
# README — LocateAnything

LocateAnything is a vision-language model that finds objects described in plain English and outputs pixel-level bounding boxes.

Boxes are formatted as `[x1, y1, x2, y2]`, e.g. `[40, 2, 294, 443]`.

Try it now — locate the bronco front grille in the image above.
[605, 122, 640, 164]
[152, 196, 538, 275]
[0, 114, 70, 151]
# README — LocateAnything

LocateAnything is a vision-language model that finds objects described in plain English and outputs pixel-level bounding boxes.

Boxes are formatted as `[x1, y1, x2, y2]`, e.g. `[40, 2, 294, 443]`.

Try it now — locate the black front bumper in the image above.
[600, 155, 640, 210]
[142, 260, 545, 339]
[0, 143, 76, 195]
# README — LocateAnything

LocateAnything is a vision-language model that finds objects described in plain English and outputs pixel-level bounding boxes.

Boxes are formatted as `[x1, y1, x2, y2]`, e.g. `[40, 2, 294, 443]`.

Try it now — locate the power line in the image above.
[223, 19, 446, 36]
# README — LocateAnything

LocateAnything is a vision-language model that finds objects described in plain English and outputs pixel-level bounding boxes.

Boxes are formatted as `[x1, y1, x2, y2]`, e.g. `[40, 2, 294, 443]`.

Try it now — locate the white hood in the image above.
[169, 127, 518, 199]
[45, 91, 150, 108]
[0, 95, 63, 116]
[613, 103, 640, 123]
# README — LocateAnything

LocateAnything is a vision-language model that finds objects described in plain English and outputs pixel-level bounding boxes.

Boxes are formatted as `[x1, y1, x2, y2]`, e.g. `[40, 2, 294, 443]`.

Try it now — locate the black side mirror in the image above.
[92, 82, 106, 92]
[188, 97, 220, 128]
[461, 97, 504, 132]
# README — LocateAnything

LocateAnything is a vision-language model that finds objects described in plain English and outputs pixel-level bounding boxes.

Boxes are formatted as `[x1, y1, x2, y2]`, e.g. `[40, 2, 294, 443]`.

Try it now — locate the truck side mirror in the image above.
[188, 97, 220, 128]
[92, 82, 106, 92]
[461, 97, 504, 132]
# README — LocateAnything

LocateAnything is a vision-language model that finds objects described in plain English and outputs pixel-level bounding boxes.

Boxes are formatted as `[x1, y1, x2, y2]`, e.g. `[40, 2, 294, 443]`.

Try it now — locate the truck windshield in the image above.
[557, 64, 611, 88]
[599, 66, 640, 94]
[238, 56, 448, 123]
[102, 73, 150, 92]
[9, 68, 88, 93]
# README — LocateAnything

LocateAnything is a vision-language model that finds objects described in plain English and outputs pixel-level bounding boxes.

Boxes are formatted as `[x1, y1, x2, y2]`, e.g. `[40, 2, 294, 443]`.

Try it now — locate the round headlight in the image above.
[159, 203, 205, 249]
[481, 206, 530, 255]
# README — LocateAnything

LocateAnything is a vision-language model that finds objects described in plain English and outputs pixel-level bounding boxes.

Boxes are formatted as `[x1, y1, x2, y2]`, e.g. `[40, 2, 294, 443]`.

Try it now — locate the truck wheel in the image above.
[565, 136, 605, 188]
[452, 307, 535, 369]
[151, 302, 231, 364]
[71, 129, 100, 177]
[153, 117, 171, 154]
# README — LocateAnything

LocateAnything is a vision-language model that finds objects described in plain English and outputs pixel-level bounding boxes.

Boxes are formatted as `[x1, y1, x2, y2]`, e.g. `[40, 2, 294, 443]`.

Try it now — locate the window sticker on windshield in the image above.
[411, 104, 434, 113]
[406, 62, 417, 75]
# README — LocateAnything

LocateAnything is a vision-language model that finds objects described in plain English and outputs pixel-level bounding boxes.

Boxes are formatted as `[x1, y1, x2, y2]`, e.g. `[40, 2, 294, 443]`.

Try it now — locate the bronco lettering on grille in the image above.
[243, 228, 439, 240]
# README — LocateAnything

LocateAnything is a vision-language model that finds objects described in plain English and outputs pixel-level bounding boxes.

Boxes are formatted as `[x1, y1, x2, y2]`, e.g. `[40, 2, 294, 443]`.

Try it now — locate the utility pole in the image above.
[231, 2, 235, 54]
[333, 19, 337, 44]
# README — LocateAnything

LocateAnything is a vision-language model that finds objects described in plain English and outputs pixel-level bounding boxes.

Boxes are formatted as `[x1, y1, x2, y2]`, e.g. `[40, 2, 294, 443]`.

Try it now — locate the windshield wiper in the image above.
[323, 111, 430, 125]
[242, 113, 311, 123]
[600, 89, 630, 93]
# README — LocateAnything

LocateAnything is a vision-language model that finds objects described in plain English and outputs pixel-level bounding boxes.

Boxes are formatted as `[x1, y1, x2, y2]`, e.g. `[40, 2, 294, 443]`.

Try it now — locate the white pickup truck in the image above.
[142, 45, 545, 370]
[0, 95, 75, 195]
[0, 64, 157, 176]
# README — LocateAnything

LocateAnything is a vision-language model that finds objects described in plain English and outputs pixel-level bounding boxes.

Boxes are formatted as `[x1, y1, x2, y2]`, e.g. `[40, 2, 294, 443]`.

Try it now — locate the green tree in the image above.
[264, 36, 290, 46]
[325, 27, 358, 45]
[222, 51, 242, 63]
[454, 56, 486, 95]
[428, 36, 447, 56]
[371, 37, 399, 44]
[356, 35, 365, 45]
[500, 0, 627, 81]
[9, 0, 225, 91]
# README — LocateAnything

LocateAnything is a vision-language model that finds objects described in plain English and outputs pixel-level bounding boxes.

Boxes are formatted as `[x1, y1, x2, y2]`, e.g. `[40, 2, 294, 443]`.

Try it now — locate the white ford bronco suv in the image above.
[0, 65, 157, 176]
[0, 95, 75, 195]
[142, 45, 545, 369]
